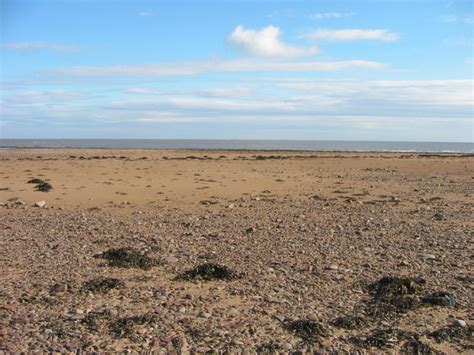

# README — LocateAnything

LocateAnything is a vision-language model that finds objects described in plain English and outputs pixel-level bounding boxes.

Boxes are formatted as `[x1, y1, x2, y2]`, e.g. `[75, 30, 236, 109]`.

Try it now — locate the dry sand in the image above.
[0, 149, 472, 353]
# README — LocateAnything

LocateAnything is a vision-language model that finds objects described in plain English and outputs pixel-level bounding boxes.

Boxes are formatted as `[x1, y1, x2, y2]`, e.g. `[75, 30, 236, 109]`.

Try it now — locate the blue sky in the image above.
[1, 0, 473, 141]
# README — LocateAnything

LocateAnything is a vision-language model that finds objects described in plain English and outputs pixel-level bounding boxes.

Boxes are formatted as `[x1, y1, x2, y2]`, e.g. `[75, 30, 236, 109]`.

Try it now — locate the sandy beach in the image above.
[1, 149, 472, 353]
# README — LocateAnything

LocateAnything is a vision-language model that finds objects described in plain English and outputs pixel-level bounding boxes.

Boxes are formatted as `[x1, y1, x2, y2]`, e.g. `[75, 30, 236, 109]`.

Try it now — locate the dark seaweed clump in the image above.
[28, 177, 53, 192]
[95, 247, 160, 270]
[362, 276, 426, 320]
[428, 325, 473, 345]
[365, 294, 421, 320]
[285, 319, 327, 343]
[422, 292, 455, 307]
[28, 178, 45, 184]
[368, 276, 425, 297]
[175, 263, 240, 281]
[110, 314, 157, 339]
[355, 328, 413, 349]
[401, 338, 436, 354]
[82, 310, 113, 332]
[331, 314, 368, 329]
[81, 277, 125, 294]
[36, 182, 53, 192]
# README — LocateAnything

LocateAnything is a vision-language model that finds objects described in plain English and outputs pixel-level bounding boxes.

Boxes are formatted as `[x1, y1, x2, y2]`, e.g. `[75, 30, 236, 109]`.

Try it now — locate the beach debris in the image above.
[9, 198, 26, 207]
[200, 199, 218, 205]
[365, 276, 425, 319]
[27, 178, 45, 184]
[368, 276, 425, 297]
[81, 277, 125, 294]
[175, 263, 241, 281]
[284, 319, 327, 343]
[428, 324, 473, 344]
[49, 283, 69, 294]
[110, 314, 157, 339]
[35, 182, 53, 192]
[366, 295, 420, 319]
[332, 314, 368, 329]
[401, 338, 436, 353]
[82, 310, 113, 332]
[356, 328, 413, 349]
[422, 292, 455, 307]
[95, 247, 160, 269]
[34, 200, 46, 208]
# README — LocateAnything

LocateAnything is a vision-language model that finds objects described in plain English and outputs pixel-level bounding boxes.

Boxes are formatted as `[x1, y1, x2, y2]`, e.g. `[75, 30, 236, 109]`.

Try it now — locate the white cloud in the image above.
[138, 11, 153, 17]
[310, 12, 353, 20]
[228, 25, 318, 57]
[1, 41, 81, 52]
[305, 29, 399, 42]
[440, 15, 458, 23]
[440, 15, 474, 24]
[52, 58, 385, 78]
[3, 79, 472, 141]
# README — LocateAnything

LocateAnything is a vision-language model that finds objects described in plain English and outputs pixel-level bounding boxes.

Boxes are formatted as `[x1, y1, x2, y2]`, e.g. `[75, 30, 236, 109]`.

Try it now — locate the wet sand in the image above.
[1, 149, 472, 352]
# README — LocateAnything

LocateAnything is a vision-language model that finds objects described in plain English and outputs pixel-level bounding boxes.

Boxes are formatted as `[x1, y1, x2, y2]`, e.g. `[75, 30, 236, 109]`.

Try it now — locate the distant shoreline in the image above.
[1, 147, 473, 159]
[1, 139, 472, 154]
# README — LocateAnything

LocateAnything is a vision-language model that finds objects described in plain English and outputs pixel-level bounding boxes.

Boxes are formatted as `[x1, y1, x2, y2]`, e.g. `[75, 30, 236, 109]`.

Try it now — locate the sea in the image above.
[0, 139, 473, 153]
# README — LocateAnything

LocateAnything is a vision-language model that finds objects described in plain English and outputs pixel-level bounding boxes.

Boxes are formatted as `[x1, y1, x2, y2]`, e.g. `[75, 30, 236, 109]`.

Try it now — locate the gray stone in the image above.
[453, 319, 467, 328]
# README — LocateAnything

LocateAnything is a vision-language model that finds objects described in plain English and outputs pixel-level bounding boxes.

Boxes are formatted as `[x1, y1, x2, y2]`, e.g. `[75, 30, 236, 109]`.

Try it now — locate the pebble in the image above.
[453, 319, 467, 328]
[282, 343, 293, 350]
[273, 314, 285, 322]
[418, 253, 436, 260]
[326, 264, 339, 271]
[34, 200, 46, 208]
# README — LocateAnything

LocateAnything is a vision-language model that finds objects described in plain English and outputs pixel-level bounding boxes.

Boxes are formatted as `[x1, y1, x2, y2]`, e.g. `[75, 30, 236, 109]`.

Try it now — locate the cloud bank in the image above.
[310, 12, 354, 20]
[305, 29, 399, 42]
[228, 25, 318, 57]
[1, 41, 81, 52]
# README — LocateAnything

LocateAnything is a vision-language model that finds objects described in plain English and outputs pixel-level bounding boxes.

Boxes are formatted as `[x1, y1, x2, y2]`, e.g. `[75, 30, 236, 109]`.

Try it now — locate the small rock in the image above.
[232, 339, 244, 346]
[227, 203, 235, 209]
[282, 343, 293, 350]
[34, 200, 46, 208]
[165, 255, 179, 264]
[273, 314, 285, 322]
[418, 254, 436, 260]
[453, 319, 467, 328]
[326, 264, 339, 271]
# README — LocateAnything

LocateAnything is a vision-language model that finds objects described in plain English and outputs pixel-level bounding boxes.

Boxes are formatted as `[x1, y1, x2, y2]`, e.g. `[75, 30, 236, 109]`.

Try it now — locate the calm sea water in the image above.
[0, 139, 473, 153]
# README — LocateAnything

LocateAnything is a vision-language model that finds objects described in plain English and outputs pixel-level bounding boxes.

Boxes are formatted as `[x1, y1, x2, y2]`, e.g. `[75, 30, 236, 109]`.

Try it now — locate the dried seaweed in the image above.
[285, 319, 327, 343]
[421, 292, 455, 307]
[110, 314, 157, 339]
[368, 276, 425, 297]
[332, 314, 369, 329]
[428, 325, 473, 344]
[356, 328, 413, 349]
[95, 247, 160, 269]
[36, 182, 53, 192]
[175, 263, 240, 281]
[81, 277, 125, 294]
